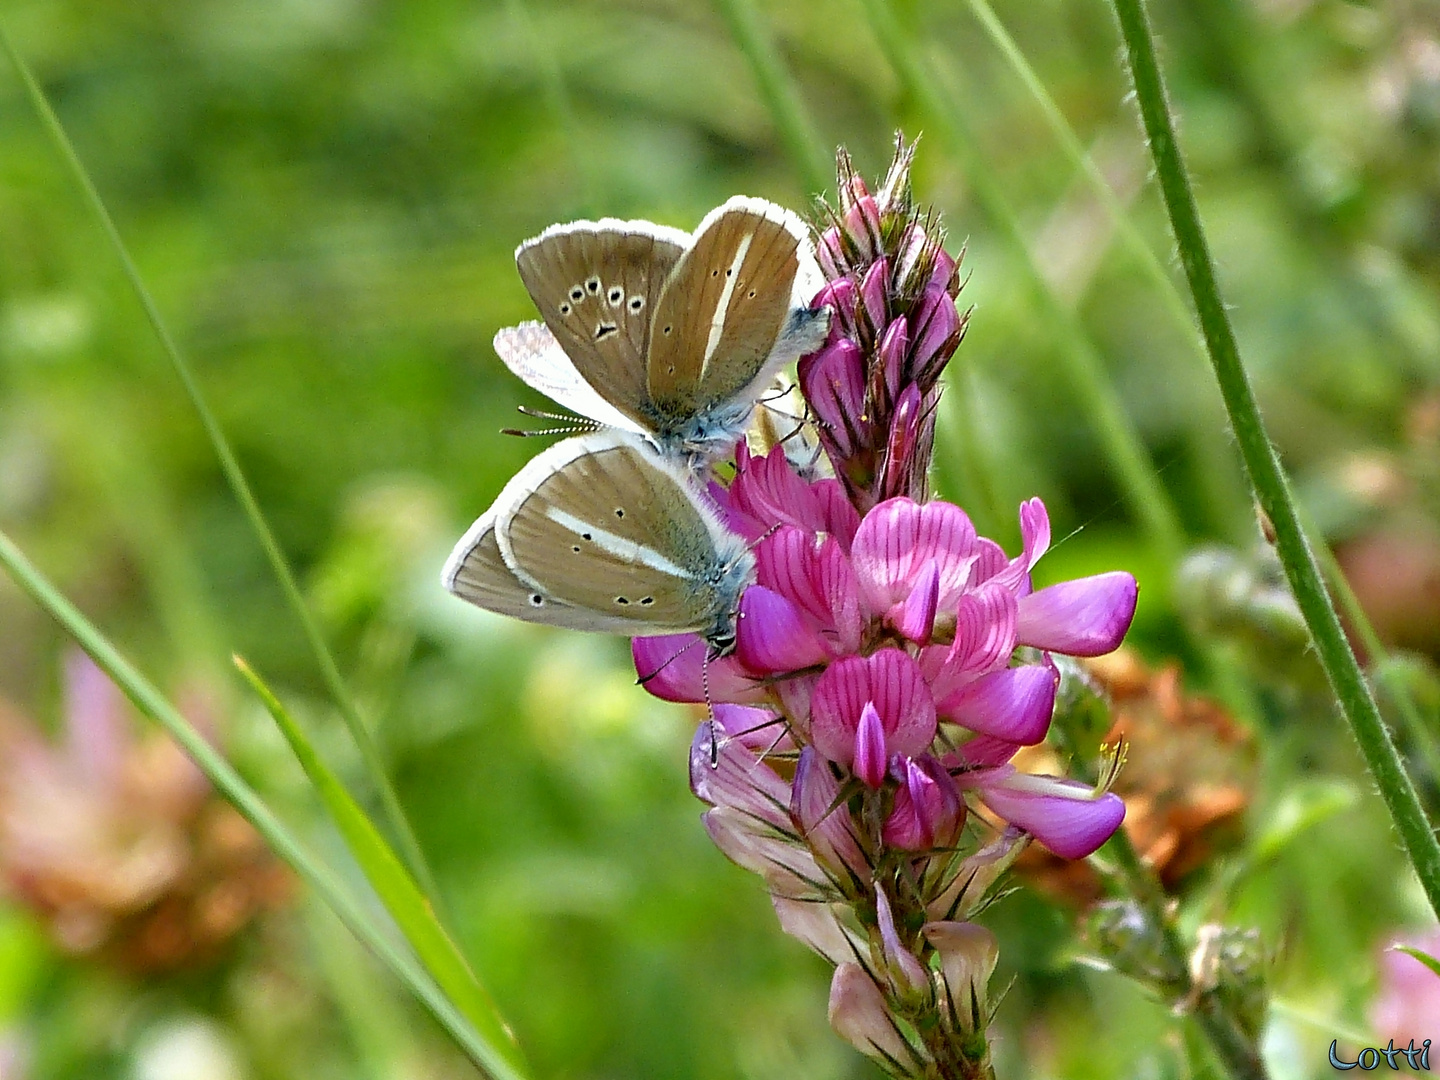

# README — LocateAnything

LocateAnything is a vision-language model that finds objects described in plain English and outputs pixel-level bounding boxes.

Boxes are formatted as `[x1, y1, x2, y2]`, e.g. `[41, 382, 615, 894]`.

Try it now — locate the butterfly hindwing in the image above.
[494, 432, 744, 633]
[515, 222, 687, 431]
[493, 321, 644, 435]
[442, 514, 651, 633]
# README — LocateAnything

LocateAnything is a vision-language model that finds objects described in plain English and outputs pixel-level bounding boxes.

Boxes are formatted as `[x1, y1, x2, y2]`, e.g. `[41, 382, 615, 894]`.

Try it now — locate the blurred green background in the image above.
[2, 0, 1439, 1076]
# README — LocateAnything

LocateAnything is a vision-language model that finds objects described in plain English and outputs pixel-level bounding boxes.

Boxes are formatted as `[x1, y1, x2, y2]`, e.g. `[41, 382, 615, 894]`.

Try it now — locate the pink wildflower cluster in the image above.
[632, 138, 1138, 1077]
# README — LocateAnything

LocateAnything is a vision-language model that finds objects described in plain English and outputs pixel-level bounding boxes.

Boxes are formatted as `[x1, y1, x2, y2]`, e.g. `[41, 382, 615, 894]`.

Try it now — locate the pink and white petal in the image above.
[966, 538, 1009, 588]
[811, 536, 866, 653]
[773, 896, 862, 965]
[712, 704, 787, 753]
[792, 747, 869, 880]
[936, 665, 1058, 745]
[703, 807, 826, 898]
[633, 635, 766, 704]
[864, 648, 939, 758]
[888, 559, 939, 645]
[689, 721, 792, 826]
[812, 479, 862, 552]
[852, 498, 978, 613]
[977, 775, 1126, 859]
[775, 673, 818, 737]
[1015, 572, 1138, 657]
[757, 528, 835, 629]
[736, 587, 833, 675]
[809, 655, 874, 765]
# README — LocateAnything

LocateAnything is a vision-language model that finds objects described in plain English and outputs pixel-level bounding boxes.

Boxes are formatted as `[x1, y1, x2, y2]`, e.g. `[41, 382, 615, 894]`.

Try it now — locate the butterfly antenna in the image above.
[703, 653, 720, 769]
[517, 404, 596, 424]
[634, 636, 703, 686]
[501, 424, 588, 437]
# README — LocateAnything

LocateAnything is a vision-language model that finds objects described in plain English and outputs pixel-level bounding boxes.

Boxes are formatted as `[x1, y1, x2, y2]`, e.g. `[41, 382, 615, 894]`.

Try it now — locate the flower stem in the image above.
[0, 23, 443, 912]
[0, 529, 530, 1080]
[1107, 0, 1440, 920]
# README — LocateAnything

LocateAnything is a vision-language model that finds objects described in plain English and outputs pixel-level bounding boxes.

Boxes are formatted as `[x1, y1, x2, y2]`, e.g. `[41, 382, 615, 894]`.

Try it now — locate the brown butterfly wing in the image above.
[645, 198, 805, 415]
[516, 223, 687, 430]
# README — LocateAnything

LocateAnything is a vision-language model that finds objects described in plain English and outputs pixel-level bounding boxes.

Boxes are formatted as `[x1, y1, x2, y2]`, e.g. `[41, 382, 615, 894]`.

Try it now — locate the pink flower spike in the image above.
[977, 774, 1126, 859]
[859, 258, 890, 333]
[1015, 571, 1138, 657]
[632, 635, 765, 704]
[736, 586, 832, 675]
[792, 747, 868, 879]
[688, 720, 792, 828]
[814, 278, 858, 338]
[829, 964, 914, 1069]
[880, 384, 924, 501]
[810, 650, 938, 771]
[908, 283, 960, 374]
[853, 703, 888, 788]
[875, 883, 930, 994]
[852, 498, 978, 613]
[817, 227, 844, 278]
[878, 318, 910, 404]
[883, 754, 963, 851]
[936, 664, 1058, 745]
[798, 339, 865, 459]
[928, 245, 958, 295]
[891, 558, 940, 646]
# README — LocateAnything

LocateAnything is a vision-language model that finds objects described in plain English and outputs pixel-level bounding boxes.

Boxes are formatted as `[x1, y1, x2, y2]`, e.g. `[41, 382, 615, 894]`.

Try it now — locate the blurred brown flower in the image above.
[0, 652, 292, 973]
[1016, 649, 1256, 904]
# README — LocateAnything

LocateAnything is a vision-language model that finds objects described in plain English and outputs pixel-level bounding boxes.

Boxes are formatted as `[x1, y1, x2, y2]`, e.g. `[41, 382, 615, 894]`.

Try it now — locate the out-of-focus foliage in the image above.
[1, 0, 1439, 1076]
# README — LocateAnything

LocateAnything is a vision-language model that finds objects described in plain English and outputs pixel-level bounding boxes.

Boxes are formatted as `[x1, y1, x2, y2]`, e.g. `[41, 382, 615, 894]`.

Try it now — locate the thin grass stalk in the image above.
[0, 529, 531, 1080]
[855, 0, 1186, 563]
[1107, 0, 1440, 921]
[710, 0, 833, 195]
[0, 24, 442, 907]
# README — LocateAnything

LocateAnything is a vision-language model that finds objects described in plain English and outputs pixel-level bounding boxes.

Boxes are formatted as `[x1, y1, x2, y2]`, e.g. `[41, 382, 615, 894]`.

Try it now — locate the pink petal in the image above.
[811, 479, 862, 552]
[930, 584, 1018, 702]
[853, 702, 888, 788]
[883, 755, 962, 852]
[874, 883, 929, 993]
[1015, 572, 1138, 657]
[792, 746, 868, 881]
[943, 735, 1022, 769]
[936, 664, 1057, 745]
[859, 257, 890, 331]
[702, 807, 824, 898]
[877, 319, 909, 404]
[632, 635, 765, 704]
[756, 527, 833, 626]
[908, 282, 960, 374]
[828, 964, 913, 1067]
[977, 776, 1126, 859]
[813, 278, 858, 338]
[798, 340, 865, 460]
[773, 895, 859, 965]
[890, 559, 939, 645]
[736, 587, 833, 675]
[852, 498, 977, 613]
[689, 720, 791, 827]
[729, 445, 831, 539]
[968, 538, 1009, 586]
[809, 650, 937, 767]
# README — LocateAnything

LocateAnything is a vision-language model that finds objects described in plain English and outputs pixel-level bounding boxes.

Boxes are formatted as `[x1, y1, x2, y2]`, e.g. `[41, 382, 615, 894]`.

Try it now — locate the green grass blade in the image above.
[0, 529, 530, 1080]
[1391, 945, 1440, 981]
[1108, 0, 1440, 927]
[711, 0, 834, 195]
[234, 656, 528, 1079]
[0, 21, 440, 906]
[855, 0, 1185, 562]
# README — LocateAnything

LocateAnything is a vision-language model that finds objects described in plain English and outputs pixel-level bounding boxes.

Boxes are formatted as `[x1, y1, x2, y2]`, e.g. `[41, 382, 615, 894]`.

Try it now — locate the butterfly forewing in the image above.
[516, 223, 687, 430]
[442, 516, 653, 633]
[646, 198, 805, 414]
[496, 434, 734, 632]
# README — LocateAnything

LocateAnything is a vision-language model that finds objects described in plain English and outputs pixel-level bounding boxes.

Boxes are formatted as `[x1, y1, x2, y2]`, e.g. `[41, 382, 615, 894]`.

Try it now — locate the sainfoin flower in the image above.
[633, 137, 1137, 1078]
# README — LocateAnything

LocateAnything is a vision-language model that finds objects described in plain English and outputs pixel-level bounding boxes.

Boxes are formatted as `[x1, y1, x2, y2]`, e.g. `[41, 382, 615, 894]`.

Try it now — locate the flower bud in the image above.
[828, 963, 917, 1071]
[877, 318, 910, 406]
[859, 258, 891, 336]
[921, 921, 999, 1035]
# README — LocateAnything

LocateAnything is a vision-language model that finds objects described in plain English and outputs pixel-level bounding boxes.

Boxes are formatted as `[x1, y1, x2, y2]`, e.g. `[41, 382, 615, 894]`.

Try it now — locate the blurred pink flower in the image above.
[1373, 927, 1440, 1043]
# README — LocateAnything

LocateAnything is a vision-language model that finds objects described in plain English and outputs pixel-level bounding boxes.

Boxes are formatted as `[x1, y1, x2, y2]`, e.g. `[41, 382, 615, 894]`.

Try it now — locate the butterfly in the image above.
[442, 429, 753, 653]
[494, 195, 830, 467]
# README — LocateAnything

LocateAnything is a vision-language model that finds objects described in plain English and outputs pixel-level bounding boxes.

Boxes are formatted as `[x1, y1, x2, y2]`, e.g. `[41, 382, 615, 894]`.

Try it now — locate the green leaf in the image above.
[234, 657, 529, 1080]
[0, 528, 527, 1080]
[1250, 778, 1359, 865]
[1392, 944, 1440, 981]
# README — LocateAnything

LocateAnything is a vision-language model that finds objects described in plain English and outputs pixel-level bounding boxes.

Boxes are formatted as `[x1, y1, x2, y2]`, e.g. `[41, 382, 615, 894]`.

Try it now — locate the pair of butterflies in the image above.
[442, 196, 829, 652]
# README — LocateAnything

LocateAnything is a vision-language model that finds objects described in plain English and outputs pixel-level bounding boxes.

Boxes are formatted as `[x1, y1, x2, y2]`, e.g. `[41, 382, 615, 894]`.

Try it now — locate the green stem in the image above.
[711, 0, 834, 196]
[0, 23, 441, 908]
[1108, 0, 1440, 920]
[856, 0, 1186, 563]
[0, 530, 529, 1080]
[1103, 829, 1267, 1079]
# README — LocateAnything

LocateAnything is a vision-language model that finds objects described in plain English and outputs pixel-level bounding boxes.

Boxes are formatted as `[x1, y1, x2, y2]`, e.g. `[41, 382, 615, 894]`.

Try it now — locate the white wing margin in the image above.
[493, 321, 648, 435]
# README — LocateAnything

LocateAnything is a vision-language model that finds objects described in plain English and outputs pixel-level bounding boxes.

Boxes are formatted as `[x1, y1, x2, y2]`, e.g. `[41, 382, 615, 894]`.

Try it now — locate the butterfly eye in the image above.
[528, 594, 545, 607]
[607, 286, 624, 306]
